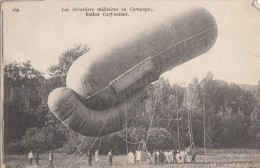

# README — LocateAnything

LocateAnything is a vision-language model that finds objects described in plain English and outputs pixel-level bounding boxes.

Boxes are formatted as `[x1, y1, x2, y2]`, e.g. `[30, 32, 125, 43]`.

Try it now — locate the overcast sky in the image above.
[3, 0, 260, 85]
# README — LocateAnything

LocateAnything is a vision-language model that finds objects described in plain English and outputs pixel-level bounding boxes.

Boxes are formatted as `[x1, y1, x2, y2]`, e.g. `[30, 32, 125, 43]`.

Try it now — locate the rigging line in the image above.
[153, 116, 182, 121]
[145, 108, 156, 145]
[124, 95, 129, 154]
[151, 27, 216, 59]
[133, 133, 141, 144]
[51, 118, 53, 151]
[190, 110, 195, 149]
[90, 94, 98, 105]
[55, 137, 86, 165]
[116, 132, 141, 145]
[146, 116, 179, 145]
[154, 138, 172, 149]
[83, 26, 217, 101]
[178, 40, 191, 66]
[203, 85, 207, 164]
[176, 84, 180, 150]
[76, 100, 116, 163]
[177, 113, 180, 150]
[98, 137, 102, 149]
[64, 89, 101, 164]
[146, 84, 182, 145]
[147, 119, 177, 145]
[190, 115, 193, 146]
[189, 112, 193, 146]
[188, 112, 191, 146]
[65, 136, 86, 163]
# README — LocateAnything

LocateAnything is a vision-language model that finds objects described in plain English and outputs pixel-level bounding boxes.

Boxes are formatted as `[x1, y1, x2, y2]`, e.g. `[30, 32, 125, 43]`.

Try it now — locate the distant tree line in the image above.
[4, 44, 260, 154]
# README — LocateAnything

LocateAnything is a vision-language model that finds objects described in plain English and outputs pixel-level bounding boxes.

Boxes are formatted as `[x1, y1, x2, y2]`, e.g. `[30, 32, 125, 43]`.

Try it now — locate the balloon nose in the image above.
[48, 87, 76, 122]
[48, 87, 140, 137]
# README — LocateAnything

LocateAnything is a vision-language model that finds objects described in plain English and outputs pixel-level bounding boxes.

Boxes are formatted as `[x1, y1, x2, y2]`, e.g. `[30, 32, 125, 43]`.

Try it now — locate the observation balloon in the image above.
[48, 7, 218, 137]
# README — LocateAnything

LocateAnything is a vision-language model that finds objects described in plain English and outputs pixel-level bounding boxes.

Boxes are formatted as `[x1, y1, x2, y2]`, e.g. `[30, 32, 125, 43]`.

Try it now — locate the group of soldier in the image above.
[150, 148, 196, 165]
[86, 149, 113, 166]
[28, 149, 111, 167]
[28, 150, 54, 166]
[126, 147, 196, 165]
[27, 147, 196, 166]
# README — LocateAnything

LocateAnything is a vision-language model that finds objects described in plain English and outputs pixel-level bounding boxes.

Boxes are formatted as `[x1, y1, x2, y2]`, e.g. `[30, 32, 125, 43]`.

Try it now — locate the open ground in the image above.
[4, 149, 260, 168]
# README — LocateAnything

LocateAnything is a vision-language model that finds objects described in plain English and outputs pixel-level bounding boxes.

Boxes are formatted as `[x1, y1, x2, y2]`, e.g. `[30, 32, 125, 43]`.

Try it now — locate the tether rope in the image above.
[98, 137, 102, 149]
[62, 92, 99, 164]
[75, 100, 116, 163]
[190, 110, 195, 149]
[65, 136, 86, 163]
[153, 116, 182, 121]
[124, 96, 129, 154]
[145, 108, 156, 145]
[116, 132, 141, 145]
[203, 85, 207, 163]
[147, 117, 180, 145]
[176, 84, 180, 150]
[117, 116, 182, 145]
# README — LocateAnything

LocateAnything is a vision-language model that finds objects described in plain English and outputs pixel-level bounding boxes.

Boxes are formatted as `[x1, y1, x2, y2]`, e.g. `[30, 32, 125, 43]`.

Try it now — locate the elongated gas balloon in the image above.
[48, 7, 218, 137]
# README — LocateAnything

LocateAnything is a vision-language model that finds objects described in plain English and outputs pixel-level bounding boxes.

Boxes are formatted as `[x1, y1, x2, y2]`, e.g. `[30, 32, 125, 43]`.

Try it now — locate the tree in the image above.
[4, 44, 90, 153]
[48, 44, 90, 84]
[250, 81, 260, 147]
[4, 61, 45, 145]
[42, 44, 90, 150]
[197, 72, 256, 148]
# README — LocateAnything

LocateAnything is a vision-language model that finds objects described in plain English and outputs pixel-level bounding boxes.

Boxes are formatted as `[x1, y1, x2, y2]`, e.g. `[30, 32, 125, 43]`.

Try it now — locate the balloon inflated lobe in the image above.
[48, 7, 218, 137]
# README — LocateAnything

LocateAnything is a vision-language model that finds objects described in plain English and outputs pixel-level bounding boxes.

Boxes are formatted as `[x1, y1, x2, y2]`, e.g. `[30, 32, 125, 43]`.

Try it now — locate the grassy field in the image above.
[4, 149, 260, 168]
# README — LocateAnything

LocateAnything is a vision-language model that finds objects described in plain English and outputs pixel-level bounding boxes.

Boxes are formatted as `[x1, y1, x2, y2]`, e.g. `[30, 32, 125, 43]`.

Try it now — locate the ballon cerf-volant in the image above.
[48, 7, 218, 137]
